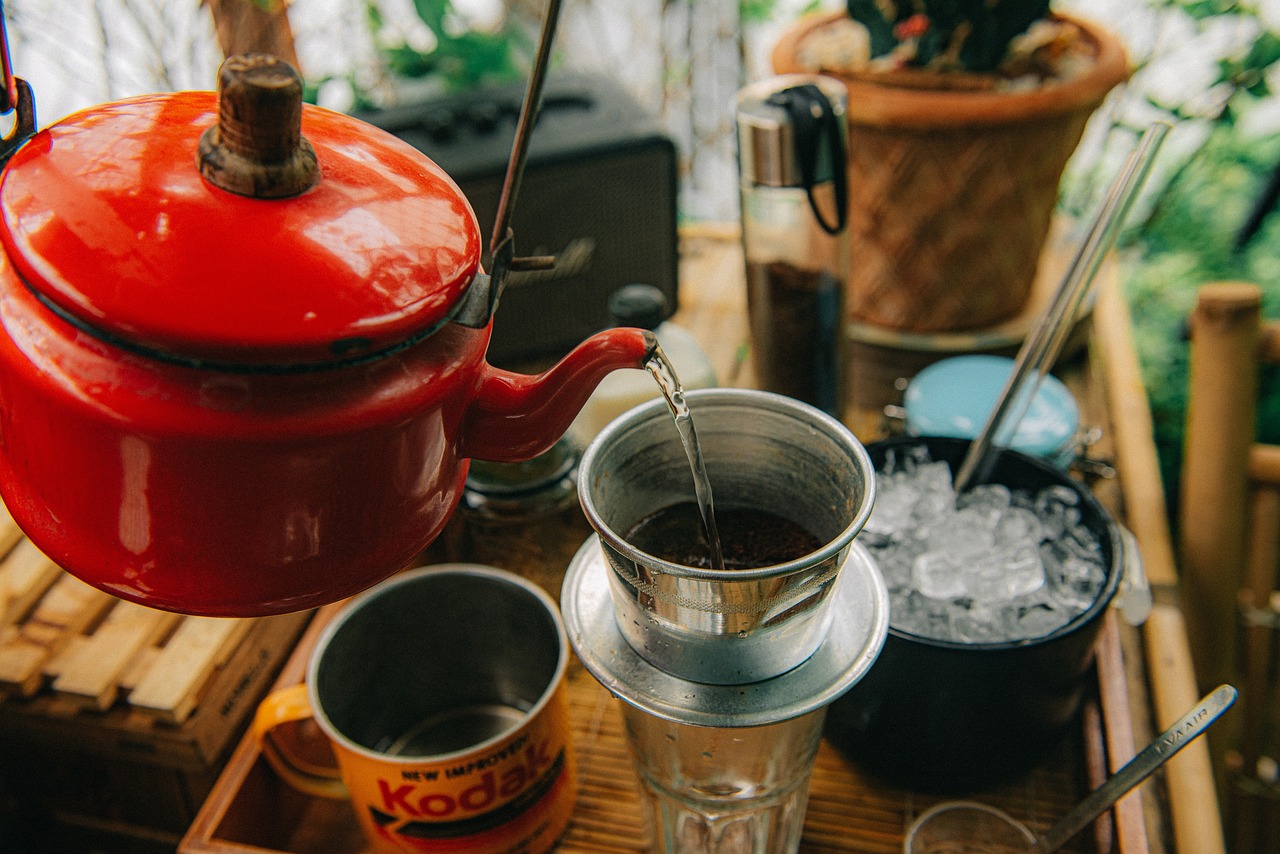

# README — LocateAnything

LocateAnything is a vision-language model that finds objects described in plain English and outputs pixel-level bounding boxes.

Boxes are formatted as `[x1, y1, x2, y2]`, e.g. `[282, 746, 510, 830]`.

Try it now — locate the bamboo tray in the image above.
[181, 582, 1148, 854]
[182, 226, 1161, 854]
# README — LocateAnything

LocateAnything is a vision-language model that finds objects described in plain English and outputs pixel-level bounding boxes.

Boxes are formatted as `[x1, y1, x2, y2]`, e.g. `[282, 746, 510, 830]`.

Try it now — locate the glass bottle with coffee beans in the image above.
[735, 75, 849, 418]
[421, 435, 592, 603]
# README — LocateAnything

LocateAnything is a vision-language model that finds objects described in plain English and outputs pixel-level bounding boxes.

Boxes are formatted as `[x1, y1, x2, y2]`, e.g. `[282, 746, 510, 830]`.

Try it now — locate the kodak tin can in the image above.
[254, 564, 577, 853]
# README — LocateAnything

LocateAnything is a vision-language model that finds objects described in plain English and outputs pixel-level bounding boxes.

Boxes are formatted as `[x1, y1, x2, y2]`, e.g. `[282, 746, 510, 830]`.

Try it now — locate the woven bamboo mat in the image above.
[250, 659, 1100, 854]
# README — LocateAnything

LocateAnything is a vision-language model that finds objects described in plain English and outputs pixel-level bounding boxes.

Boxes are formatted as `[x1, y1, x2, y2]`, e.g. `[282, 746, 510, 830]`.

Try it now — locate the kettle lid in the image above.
[0, 56, 482, 369]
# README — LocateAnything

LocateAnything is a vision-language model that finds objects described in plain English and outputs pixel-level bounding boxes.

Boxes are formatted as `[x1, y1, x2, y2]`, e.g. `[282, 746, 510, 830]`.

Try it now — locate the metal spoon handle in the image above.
[1033, 684, 1237, 854]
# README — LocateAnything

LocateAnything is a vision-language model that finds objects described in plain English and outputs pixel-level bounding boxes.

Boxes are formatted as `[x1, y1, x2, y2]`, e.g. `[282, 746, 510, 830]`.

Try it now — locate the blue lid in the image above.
[903, 355, 1080, 460]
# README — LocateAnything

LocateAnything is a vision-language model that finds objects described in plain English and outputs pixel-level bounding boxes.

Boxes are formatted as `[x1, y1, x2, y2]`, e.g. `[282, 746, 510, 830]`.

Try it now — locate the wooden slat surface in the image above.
[129, 616, 252, 723]
[0, 538, 61, 628]
[0, 532, 278, 724]
[51, 598, 183, 711]
[0, 571, 113, 697]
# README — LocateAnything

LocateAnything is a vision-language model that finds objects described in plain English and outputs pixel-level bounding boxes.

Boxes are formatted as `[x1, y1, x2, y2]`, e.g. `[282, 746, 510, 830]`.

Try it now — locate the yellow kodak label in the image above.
[341, 679, 576, 854]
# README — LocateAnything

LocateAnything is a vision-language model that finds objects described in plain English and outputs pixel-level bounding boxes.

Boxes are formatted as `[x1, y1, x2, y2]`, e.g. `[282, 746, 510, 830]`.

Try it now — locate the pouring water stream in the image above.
[645, 347, 726, 570]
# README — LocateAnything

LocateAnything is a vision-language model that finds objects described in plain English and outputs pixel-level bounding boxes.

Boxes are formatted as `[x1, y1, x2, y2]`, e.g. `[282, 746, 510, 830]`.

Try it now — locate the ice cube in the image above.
[962, 541, 1045, 601]
[919, 600, 954, 640]
[956, 483, 1012, 525]
[924, 508, 995, 555]
[950, 602, 1002, 643]
[864, 481, 919, 537]
[890, 589, 937, 636]
[994, 506, 1044, 544]
[1016, 602, 1069, 638]
[872, 541, 915, 592]
[1060, 521, 1103, 561]
[1043, 550, 1106, 610]
[1036, 484, 1080, 512]
[910, 488, 955, 527]
[912, 551, 966, 599]
[913, 461, 954, 492]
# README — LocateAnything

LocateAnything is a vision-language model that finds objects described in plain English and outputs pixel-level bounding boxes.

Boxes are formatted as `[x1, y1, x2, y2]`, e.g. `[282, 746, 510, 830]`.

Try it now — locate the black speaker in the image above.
[358, 73, 680, 368]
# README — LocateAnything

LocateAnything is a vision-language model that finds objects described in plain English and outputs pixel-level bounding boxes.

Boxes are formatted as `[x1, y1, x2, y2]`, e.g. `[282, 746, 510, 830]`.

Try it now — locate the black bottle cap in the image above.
[608, 283, 669, 330]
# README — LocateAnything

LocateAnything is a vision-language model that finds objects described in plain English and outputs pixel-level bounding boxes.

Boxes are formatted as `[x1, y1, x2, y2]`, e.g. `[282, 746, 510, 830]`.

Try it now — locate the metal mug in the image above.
[253, 565, 576, 854]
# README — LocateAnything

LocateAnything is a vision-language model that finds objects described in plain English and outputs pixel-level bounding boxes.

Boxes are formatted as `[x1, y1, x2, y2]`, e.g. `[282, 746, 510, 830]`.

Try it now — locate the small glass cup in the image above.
[623, 706, 825, 854]
[903, 801, 1037, 854]
[562, 493, 889, 854]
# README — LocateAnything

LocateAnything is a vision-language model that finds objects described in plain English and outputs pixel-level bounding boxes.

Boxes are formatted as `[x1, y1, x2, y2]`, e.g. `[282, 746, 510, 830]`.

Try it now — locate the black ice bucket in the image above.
[823, 436, 1127, 793]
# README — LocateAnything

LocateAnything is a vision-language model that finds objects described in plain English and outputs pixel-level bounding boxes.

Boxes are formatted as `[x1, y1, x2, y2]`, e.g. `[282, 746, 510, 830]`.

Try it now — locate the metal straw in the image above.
[952, 122, 1171, 493]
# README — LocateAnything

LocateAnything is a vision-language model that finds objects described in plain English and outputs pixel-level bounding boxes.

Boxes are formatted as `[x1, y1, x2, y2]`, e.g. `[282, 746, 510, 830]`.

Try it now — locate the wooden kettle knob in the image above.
[197, 54, 319, 199]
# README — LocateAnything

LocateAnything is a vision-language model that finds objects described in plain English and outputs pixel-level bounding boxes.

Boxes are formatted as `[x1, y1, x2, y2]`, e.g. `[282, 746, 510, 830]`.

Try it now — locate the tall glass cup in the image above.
[623, 706, 825, 854]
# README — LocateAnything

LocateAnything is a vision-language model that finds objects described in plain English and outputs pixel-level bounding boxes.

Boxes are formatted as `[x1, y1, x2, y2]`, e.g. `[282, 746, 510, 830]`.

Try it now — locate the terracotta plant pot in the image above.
[772, 12, 1129, 334]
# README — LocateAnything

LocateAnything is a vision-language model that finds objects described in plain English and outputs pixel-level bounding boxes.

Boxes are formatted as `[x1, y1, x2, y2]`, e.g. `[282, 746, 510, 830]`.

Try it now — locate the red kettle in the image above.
[0, 54, 656, 616]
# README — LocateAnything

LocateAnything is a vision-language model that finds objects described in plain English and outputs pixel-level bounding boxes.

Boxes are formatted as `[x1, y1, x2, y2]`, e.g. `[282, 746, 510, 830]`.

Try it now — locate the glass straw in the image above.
[952, 122, 1171, 494]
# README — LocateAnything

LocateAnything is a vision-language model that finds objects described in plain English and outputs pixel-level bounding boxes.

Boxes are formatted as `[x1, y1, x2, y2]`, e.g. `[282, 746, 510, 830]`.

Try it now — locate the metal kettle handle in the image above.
[0, 5, 36, 168]
[468, 0, 562, 328]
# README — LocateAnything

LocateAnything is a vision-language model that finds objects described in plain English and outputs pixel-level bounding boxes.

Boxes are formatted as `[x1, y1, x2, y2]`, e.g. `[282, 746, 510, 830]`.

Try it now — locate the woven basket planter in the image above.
[772, 12, 1128, 334]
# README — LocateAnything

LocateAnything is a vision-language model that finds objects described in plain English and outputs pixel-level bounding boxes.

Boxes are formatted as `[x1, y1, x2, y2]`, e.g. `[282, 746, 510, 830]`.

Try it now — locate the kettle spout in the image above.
[460, 327, 660, 462]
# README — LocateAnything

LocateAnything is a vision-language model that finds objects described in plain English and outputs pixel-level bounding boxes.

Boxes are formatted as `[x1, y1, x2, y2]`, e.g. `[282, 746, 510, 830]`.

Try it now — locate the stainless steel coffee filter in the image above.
[577, 388, 876, 684]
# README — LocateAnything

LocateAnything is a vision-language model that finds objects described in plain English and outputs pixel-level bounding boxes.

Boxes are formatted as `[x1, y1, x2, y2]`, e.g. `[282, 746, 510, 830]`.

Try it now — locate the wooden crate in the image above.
[0, 506, 312, 847]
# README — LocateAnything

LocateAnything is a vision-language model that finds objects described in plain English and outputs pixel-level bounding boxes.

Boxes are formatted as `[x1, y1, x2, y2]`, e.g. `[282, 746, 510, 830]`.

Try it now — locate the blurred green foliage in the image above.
[1123, 128, 1280, 512]
[1087, 0, 1280, 526]
[303, 0, 531, 110]
[368, 0, 527, 91]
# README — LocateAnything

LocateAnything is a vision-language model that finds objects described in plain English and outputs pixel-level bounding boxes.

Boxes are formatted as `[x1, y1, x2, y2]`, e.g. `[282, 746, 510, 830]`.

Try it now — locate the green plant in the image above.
[1056, 1, 1280, 532]
[368, 0, 529, 90]
[844, 0, 1052, 73]
[304, 0, 533, 110]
